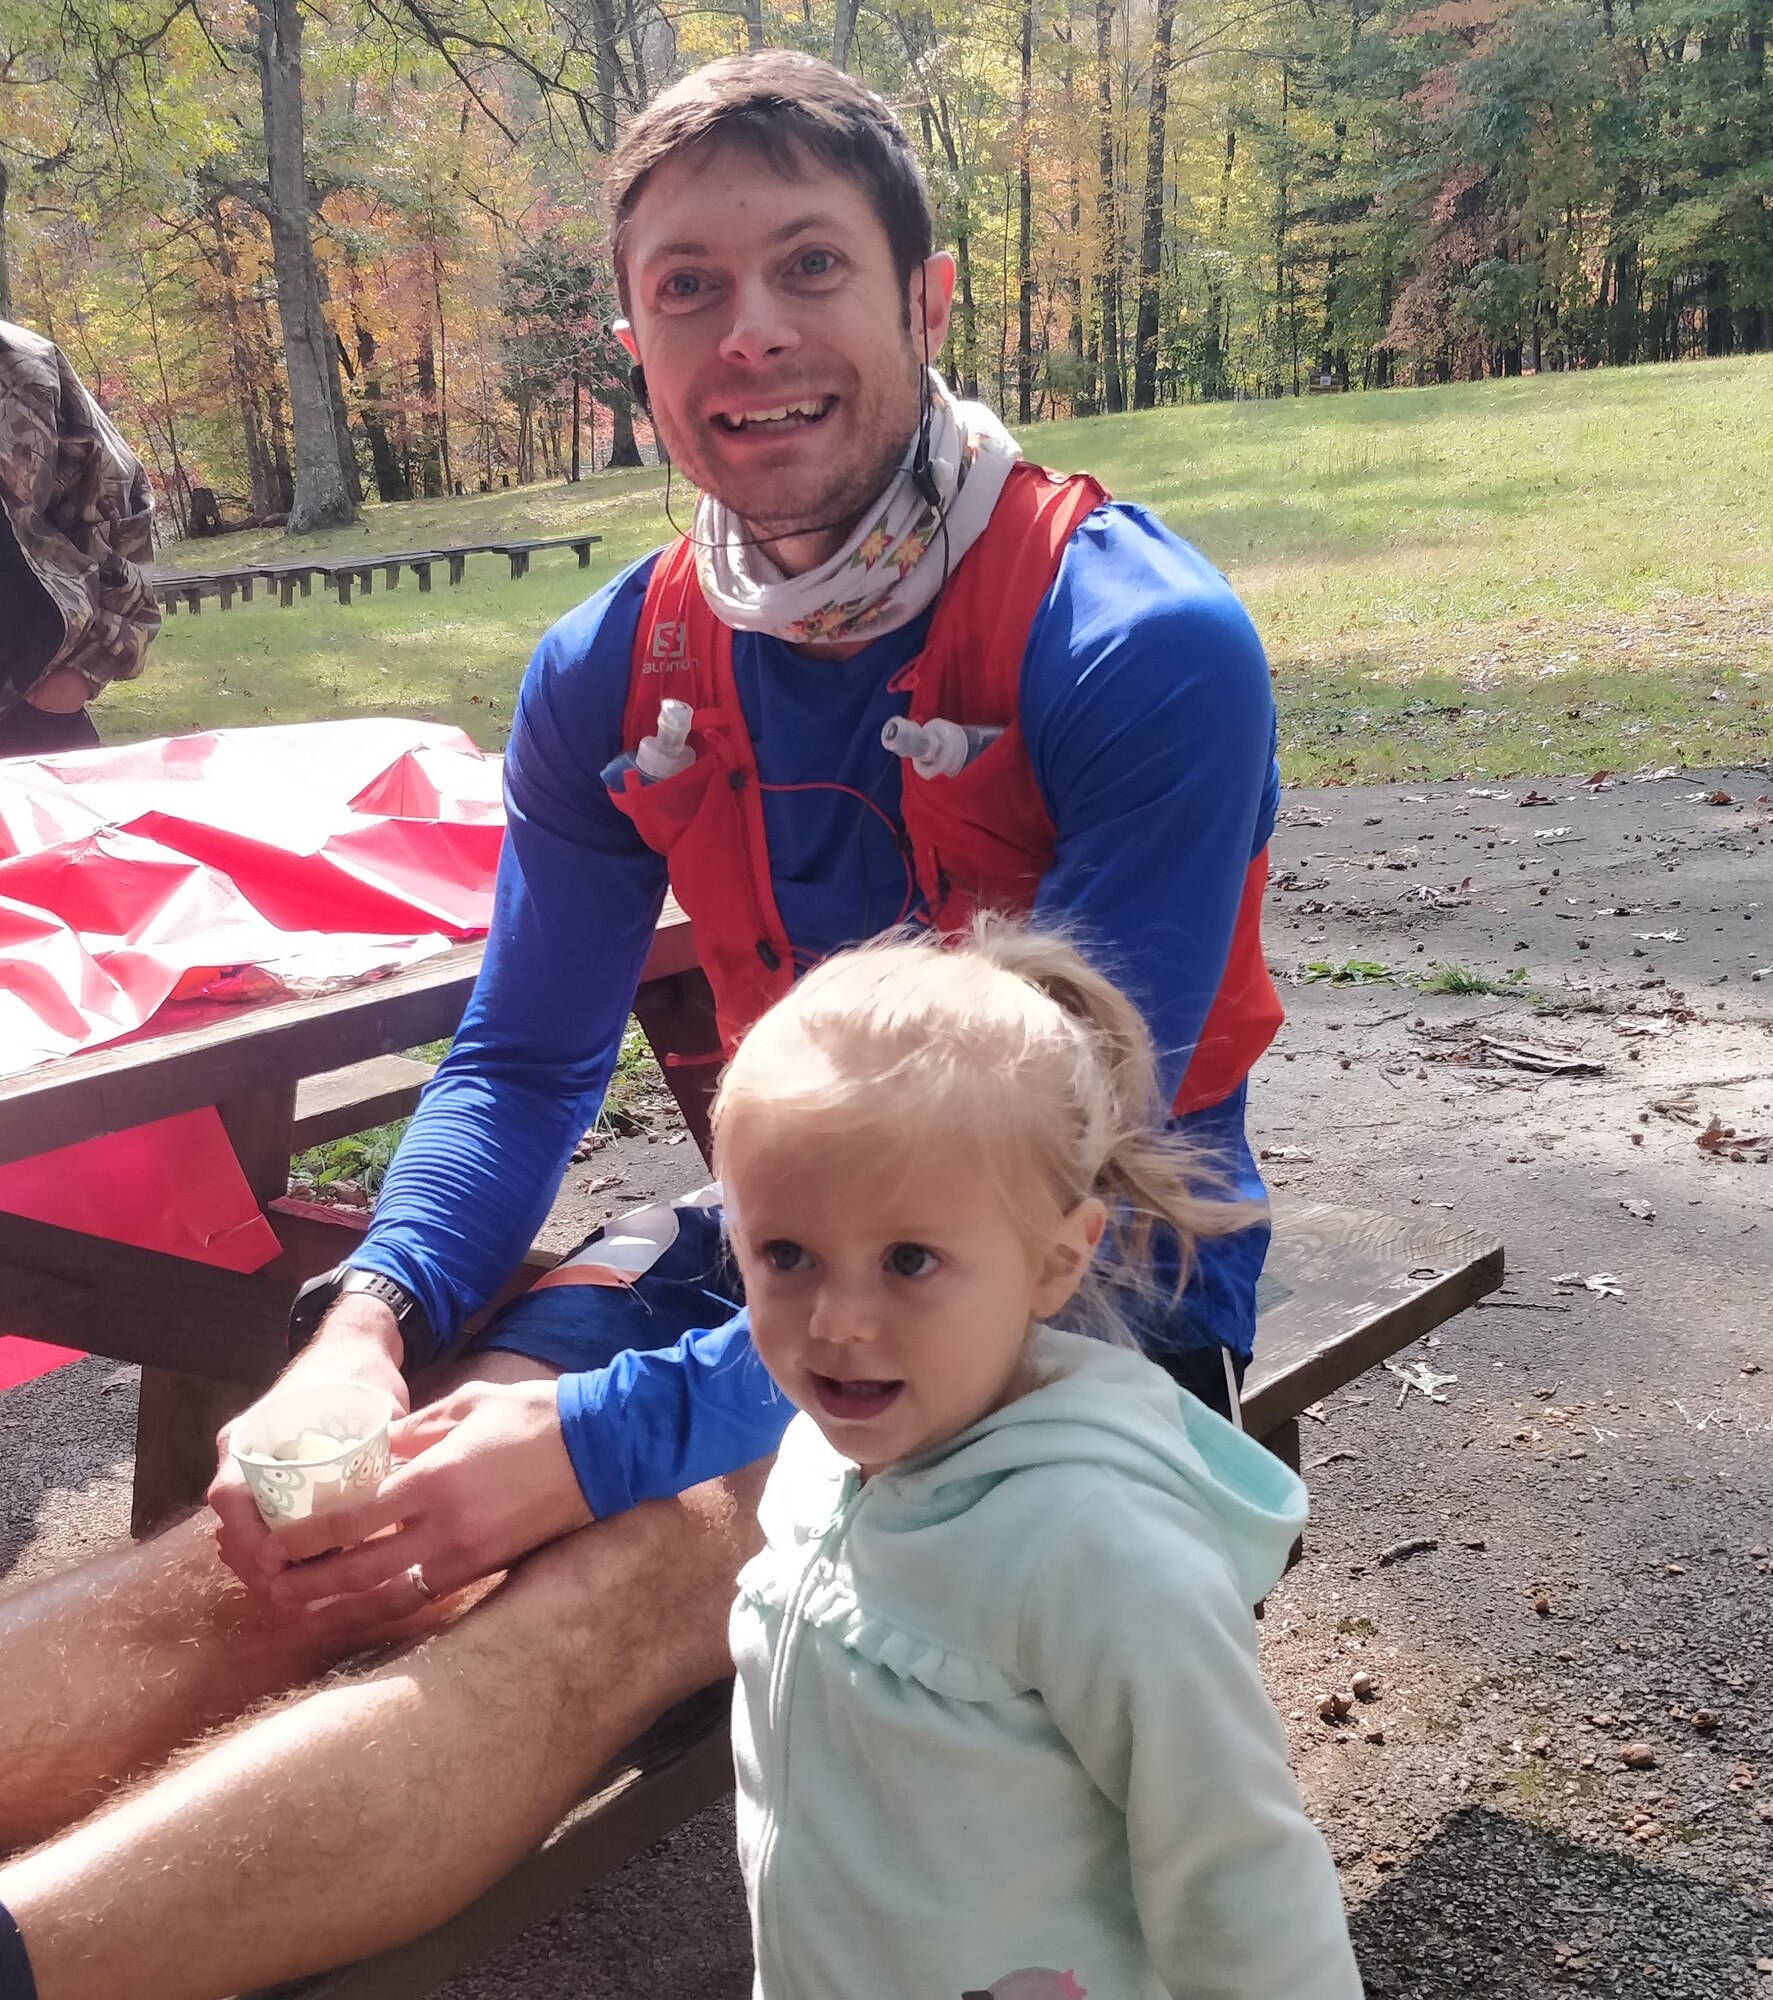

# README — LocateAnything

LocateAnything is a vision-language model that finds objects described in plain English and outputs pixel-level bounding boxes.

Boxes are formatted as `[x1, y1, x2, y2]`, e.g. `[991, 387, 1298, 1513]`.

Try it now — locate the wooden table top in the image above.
[0, 902, 696, 1170]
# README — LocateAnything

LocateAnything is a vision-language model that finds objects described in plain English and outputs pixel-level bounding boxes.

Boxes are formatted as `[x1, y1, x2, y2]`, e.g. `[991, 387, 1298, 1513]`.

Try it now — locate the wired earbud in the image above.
[627, 363, 650, 416]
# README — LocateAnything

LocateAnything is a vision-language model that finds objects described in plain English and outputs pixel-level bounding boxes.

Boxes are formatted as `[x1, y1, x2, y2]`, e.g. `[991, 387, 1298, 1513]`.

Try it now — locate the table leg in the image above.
[630, 968, 721, 1168]
[128, 1083, 300, 1535]
[132, 1368, 263, 1536]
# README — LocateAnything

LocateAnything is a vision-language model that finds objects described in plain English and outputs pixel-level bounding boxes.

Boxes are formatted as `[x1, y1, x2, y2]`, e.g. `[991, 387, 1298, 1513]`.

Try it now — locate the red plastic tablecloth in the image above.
[0, 720, 505, 1384]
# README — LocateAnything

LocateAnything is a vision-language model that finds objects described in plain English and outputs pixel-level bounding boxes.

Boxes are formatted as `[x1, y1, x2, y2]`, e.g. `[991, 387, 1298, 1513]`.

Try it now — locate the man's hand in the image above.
[25, 665, 93, 713]
[208, 1295, 410, 1588]
[260, 1377, 594, 1621]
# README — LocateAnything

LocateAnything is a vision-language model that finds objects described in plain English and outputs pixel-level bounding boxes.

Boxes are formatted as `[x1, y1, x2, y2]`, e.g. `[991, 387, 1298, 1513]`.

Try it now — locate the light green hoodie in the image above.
[730, 1325, 1363, 2000]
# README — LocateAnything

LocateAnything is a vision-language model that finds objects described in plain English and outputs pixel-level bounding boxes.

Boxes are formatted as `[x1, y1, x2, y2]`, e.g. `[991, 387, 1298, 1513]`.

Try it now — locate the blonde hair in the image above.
[711, 919, 1256, 1340]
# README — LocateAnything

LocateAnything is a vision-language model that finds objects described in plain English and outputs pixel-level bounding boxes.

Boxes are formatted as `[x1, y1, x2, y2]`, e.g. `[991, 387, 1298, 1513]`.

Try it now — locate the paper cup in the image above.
[231, 1382, 396, 1526]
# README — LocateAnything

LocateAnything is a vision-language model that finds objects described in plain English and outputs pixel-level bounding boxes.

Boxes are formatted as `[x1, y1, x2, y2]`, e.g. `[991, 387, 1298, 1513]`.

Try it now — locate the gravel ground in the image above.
[3, 766, 1770, 1998]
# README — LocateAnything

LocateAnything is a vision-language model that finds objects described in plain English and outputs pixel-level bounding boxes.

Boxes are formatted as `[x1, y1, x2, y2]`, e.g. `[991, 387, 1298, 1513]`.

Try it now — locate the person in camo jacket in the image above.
[0, 318, 160, 756]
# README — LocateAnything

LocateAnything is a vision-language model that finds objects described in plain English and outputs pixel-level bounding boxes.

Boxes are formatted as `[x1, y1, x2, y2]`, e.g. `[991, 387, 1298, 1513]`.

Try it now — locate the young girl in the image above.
[713, 922, 1363, 2000]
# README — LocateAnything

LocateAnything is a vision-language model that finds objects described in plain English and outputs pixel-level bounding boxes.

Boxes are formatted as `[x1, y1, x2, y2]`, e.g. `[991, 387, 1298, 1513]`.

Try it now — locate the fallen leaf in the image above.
[1550, 1272, 1625, 1299]
[1613, 1015, 1676, 1038]
[1385, 1360, 1457, 1404]
[1620, 1199, 1656, 1221]
[1698, 1117, 1772, 1159]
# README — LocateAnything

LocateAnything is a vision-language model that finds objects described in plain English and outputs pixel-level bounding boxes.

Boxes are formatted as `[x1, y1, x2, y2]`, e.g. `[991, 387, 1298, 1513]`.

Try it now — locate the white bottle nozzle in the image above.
[880, 713, 1001, 780]
[636, 697, 695, 781]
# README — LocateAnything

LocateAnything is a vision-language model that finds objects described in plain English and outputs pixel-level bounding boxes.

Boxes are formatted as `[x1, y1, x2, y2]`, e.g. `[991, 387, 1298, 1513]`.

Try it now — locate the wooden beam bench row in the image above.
[148, 534, 602, 614]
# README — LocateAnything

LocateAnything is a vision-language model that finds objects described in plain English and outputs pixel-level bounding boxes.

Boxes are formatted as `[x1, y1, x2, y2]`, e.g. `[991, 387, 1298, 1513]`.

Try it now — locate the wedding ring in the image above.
[407, 1562, 439, 1603]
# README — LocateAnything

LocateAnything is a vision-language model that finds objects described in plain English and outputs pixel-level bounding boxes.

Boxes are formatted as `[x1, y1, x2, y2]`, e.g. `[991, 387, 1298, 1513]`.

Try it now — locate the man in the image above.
[0, 52, 1280, 2000]
[0, 320, 161, 755]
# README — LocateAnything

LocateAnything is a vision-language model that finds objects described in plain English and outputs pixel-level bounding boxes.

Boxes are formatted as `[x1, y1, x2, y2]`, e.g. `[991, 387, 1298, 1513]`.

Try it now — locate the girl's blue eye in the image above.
[762, 1240, 810, 1274]
[886, 1243, 939, 1279]
[796, 249, 834, 276]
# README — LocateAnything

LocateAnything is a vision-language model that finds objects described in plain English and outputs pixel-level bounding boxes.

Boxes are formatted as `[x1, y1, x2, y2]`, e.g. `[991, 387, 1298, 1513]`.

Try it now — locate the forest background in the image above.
[1, 0, 1769, 537]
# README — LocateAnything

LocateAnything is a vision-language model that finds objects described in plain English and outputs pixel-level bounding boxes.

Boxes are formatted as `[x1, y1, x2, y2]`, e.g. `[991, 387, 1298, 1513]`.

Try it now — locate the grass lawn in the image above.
[115, 354, 1773, 784]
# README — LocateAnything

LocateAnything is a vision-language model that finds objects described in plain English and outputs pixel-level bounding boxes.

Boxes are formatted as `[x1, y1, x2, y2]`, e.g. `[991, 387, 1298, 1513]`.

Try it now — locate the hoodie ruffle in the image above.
[737, 1560, 1028, 1703]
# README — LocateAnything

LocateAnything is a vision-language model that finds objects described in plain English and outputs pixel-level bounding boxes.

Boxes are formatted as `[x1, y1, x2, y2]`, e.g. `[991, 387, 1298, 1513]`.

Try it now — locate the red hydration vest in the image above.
[610, 460, 1281, 1115]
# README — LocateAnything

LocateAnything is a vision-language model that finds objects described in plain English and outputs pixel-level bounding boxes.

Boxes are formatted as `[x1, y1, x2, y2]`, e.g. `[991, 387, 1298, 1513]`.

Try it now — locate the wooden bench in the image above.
[290, 1054, 438, 1151]
[251, 1164, 1501, 2000]
[148, 534, 604, 613]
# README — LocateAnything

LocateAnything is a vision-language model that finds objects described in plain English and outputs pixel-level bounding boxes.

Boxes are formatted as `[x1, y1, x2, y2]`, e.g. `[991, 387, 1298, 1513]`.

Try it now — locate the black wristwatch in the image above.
[289, 1265, 431, 1356]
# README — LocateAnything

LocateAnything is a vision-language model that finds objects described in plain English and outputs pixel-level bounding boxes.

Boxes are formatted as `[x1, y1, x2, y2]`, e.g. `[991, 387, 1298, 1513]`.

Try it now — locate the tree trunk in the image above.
[607, 397, 642, 468]
[1202, 123, 1235, 399]
[354, 316, 405, 501]
[741, 0, 766, 49]
[832, 0, 859, 69]
[140, 266, 192, 536]
[1058, 18, 1086, 409]
[256, 0, 355, 531]
[1704, 263, 1731, 356]
[414, 332, 444, 497]
[1093, 0, 1124, 413]
[1131, 0, 1176, 408]
[209, 205, 280, 519]
[431, 246, 454, 494]
[1016, 0, 1035, 424]
[0, 156, 12, 323]
[313, 260, 362, 504]
[588, 0, 621, 146]
[570, 369, 582, 481]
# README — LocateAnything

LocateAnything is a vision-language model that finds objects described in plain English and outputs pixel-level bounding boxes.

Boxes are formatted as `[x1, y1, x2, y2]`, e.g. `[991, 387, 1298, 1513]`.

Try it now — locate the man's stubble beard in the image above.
[659, 344, 923, 549]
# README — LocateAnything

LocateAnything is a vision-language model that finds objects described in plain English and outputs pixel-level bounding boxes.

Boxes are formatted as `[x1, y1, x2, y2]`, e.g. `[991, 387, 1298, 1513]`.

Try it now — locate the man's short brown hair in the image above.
[608, 53, 934, 315]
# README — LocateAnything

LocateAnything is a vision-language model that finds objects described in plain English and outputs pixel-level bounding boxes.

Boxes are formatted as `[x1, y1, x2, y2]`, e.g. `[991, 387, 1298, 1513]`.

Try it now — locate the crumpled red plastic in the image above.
[0, 720, 506, 1374]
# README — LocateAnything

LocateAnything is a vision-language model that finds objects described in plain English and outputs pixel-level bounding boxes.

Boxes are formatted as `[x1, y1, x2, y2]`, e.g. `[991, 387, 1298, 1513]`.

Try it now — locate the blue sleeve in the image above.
[556, 1310, 792, 1516]
[1022, 505, 1279, 1101]
[353, 557, 667, 1363]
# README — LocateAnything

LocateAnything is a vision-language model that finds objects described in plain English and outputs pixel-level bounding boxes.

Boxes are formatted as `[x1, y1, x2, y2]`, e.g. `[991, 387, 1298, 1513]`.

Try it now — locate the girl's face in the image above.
[722, 1109, 1104, 1477]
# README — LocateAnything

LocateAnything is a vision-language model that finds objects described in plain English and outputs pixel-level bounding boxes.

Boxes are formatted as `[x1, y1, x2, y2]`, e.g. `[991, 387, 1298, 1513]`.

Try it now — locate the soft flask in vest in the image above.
[602, 697, 696, 789]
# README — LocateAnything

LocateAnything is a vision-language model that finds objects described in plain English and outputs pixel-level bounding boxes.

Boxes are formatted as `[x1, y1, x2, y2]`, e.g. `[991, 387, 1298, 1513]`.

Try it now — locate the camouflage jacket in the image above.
[0, 319, 160, 715]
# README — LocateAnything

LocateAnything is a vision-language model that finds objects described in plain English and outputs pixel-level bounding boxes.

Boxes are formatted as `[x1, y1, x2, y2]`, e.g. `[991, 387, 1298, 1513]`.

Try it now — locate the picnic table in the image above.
[0, 905, 702, 1532]
[148, 533, 603, 615]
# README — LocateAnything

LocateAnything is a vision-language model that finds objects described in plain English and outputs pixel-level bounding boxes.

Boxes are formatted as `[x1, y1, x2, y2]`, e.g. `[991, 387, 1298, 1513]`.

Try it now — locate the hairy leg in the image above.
[0, 1349, 551, 1855]
[1, 1461, 766, 2000]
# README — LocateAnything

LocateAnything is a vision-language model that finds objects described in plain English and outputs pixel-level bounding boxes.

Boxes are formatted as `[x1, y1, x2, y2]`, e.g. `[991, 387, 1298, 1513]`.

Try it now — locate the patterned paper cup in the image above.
[231, 1382, 397, 1526]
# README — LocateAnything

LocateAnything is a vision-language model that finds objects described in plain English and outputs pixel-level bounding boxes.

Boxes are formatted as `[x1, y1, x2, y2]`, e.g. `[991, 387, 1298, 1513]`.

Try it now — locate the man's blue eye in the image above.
[886, 1243, 938, 1279]
[664, 273, 701, 298]
[763, 1240, 809, 1273]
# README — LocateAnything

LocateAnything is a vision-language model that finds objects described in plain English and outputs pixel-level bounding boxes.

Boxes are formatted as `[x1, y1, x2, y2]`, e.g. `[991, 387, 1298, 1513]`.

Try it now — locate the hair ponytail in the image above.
[963, 917, 1258, 1331]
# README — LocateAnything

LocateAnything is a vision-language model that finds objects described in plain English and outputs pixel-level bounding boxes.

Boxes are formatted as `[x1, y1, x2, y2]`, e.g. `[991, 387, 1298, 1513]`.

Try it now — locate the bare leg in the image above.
[0, 1350, 549, 1855]
[2, 1462, 764, 2000]
[0, 1513, 368, 1855]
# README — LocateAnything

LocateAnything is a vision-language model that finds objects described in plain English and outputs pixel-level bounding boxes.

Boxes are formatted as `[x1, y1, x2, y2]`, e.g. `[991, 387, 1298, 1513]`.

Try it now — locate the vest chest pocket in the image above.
[605, 722, 794, 1049]
[903, 719, 1056, 924]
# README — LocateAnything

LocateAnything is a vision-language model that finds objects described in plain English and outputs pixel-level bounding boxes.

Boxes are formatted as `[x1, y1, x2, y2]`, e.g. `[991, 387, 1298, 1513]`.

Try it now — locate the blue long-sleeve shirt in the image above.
[355, 502, 1279, 1515]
